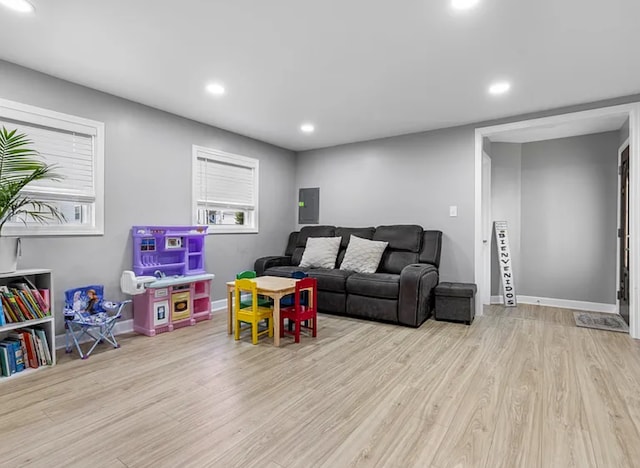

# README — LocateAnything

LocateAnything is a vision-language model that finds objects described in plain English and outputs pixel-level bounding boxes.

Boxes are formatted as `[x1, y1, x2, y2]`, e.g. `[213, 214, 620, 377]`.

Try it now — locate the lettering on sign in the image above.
[494, 221, 517, 307]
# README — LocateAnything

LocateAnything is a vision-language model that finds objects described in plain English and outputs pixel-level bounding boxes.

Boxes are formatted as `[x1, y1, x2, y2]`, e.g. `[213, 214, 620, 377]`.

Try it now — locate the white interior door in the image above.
[482, 152, 492, 305]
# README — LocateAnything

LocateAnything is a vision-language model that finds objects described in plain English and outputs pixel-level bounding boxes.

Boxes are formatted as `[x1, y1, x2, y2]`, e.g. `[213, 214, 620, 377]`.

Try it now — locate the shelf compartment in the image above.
[0, 269, 56, 378]
[193, 297, 211, 314]
[139, 263, 185, 270]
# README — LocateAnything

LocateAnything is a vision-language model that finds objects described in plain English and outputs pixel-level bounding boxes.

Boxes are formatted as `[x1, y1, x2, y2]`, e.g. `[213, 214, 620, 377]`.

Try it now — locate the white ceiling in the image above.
[489, 114, 629, 143]
[0, 0, 639, 151]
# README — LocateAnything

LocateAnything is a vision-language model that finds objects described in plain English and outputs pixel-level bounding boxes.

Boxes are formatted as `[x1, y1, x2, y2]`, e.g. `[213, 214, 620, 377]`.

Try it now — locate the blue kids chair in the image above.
[64, 285, 131, 359]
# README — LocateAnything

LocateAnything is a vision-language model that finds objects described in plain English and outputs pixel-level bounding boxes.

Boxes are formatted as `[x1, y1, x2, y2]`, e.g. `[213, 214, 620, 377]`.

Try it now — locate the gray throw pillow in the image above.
[340, 235, 388, 274]
[299, 237, 341, 269]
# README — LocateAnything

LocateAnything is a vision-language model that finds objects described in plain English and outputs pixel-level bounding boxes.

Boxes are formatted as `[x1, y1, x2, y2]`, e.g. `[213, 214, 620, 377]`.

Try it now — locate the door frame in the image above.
[474, 103, 640, 339]
[617, 138, 630, 317]
[481, 151, 492, 306]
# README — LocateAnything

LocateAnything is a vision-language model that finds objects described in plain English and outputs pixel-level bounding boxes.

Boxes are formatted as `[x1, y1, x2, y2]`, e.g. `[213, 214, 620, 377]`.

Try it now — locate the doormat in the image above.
[573, 311, 629, 333]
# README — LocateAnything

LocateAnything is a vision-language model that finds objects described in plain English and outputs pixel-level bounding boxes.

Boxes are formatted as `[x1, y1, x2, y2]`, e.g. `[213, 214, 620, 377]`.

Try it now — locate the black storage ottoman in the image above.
[434, 282, 477, 325]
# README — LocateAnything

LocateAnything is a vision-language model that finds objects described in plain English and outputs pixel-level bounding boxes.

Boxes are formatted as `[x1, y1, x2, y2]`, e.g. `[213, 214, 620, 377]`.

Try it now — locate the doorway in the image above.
[474, 103, 640, 338]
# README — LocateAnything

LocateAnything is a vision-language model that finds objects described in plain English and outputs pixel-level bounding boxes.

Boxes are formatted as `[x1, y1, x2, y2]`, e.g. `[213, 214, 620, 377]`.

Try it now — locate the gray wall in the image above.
[520, 132, 619, 303]
[0, 60, 296, 332]
[490, 143, 522, 296]
[295, 126, 476, 283]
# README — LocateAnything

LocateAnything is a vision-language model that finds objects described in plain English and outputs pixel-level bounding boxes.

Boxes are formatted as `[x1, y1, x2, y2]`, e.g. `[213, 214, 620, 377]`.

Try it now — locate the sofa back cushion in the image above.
[296, 226, 336, 247]
[374, 225, 423, 274]
[373, 225, 423, 251]
[284, 231, 299, 256]
[419, 230, 443, 267]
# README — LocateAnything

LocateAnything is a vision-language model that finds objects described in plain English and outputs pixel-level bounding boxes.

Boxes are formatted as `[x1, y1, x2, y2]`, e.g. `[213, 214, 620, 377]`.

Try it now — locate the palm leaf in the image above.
[0, 126, 66, 234]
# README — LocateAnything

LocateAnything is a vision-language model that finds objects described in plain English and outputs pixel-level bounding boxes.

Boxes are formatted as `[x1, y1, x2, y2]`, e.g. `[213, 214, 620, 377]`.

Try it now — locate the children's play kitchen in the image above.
[120, 226, 215, 336]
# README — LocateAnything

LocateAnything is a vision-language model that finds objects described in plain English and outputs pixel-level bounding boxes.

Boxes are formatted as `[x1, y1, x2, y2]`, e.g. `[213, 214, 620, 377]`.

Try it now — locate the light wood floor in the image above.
[2, 305, 640, 467]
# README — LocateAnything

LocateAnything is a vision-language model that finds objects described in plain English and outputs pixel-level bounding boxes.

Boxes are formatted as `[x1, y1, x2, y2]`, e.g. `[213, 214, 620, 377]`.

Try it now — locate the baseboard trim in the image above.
[490, 295, 617, 314]
[211, 298, 227, 312]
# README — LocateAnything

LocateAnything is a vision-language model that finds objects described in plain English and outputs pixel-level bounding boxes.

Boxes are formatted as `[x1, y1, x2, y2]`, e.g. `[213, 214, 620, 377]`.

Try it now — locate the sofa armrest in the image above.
[398, 264, 439, 327]
[254, 256, 292, 276]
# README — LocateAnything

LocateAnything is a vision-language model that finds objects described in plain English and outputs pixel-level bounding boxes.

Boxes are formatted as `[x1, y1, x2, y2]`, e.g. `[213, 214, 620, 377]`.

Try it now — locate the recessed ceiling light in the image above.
[0, 0, 35, 13]
[205, 83, 225, 96]
[300, 123, 315, 134]
[451, 0, 479, 11]
[489, 81, 511, 95]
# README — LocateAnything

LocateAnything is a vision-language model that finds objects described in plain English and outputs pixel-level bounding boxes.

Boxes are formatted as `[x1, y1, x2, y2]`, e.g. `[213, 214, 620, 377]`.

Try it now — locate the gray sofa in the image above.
[254, 225, 442, 327]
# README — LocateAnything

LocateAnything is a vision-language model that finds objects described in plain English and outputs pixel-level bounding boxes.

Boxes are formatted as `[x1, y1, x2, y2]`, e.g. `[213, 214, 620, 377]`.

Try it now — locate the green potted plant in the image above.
[0, 126, 64, 273]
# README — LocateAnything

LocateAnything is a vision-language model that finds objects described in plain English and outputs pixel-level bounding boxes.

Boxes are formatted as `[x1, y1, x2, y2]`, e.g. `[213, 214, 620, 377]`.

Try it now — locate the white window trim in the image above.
[0, 98, 105, 236]
[192, 145, 259, 234]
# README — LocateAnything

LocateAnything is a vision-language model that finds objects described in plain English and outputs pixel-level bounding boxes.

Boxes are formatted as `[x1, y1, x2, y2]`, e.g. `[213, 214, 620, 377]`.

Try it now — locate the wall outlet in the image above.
[449, 205, 458, 217]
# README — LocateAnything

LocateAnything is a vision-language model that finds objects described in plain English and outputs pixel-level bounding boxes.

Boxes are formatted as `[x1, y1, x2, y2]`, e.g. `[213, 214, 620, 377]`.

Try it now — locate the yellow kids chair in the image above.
[234, 278, 274, 345]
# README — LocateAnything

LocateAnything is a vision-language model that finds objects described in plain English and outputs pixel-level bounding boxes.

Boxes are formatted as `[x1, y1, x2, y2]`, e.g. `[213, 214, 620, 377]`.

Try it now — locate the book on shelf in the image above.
[11, 287, 40, 319]
[34, 329, 52, 365]
[7, 333, 29, 369]
[1, 295, 15, 323]
[34, 336, 46, 366]
[18, 277, 50, 314]
[9, 331, 38, 369]
[1, 343, 16, 374]
[38, 289, 50, 314]
[3, 337, 26, 371]
[12, 293, 34, 321]
[0, 345, 9, 376]
[11, 282, 47, 317]
[19, 328, 50, 366]
[0, 340, 23, 373]
[1, 294, 18, 323]
[0, 296, 5, 326]
[0, 287, 25, 321]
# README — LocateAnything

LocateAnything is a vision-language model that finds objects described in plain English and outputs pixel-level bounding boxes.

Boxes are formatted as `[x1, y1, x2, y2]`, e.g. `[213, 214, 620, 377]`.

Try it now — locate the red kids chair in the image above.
[279, 277, 318, 343]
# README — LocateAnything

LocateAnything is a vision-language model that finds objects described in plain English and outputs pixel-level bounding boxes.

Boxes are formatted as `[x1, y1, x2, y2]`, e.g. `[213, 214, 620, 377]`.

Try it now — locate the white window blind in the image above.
[195, 156, 255, 209]
[192, 145, 259, 233]
[0, 119, 95, 203]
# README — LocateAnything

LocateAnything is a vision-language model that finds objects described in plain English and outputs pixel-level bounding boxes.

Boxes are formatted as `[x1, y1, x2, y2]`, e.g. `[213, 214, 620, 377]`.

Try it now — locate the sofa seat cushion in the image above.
[264, 266, 308, 278]
[346, 273, 400, 299]
[307, 268, 353, 293]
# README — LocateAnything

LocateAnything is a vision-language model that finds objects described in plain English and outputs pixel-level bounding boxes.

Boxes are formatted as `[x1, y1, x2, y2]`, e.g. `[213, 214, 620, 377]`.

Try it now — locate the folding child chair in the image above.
[64, 285, 131, 359]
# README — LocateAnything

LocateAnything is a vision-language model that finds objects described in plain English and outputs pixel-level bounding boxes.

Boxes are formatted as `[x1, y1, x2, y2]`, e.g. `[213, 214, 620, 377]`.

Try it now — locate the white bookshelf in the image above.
[0, 269, 55, 381]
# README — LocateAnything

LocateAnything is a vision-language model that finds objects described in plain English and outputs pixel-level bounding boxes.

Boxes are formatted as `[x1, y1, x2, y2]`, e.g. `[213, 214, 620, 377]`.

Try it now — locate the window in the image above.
[192, 145, 259, 234]
[0, 98, 105, 236]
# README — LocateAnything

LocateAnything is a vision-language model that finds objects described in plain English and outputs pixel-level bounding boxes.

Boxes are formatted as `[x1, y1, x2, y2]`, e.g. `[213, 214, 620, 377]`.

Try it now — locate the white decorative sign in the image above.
[494, 221, 517, 307]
